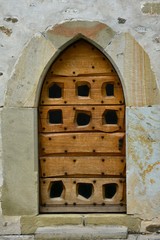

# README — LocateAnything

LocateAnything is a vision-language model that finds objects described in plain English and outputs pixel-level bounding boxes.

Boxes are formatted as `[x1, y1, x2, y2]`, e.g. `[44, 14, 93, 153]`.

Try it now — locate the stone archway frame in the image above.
[2, 21, 160, 221]
[5, 21, 160, 108]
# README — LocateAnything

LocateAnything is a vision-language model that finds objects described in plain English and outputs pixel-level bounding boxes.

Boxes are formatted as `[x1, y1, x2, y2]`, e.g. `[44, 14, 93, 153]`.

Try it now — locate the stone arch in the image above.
[2, 20, 160, 217]
[4, 21, 160, 108]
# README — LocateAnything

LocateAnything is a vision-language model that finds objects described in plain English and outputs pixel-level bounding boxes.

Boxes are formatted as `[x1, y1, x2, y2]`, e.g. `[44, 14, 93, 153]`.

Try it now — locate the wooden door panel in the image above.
[39, 132, 125, 155]
[40, 76, 124, 105]
[49, 41, 116, 76]
[40, 156, 126, 177]
[39, 105, 125, 133]
[40, 177, 125, 205]
[40, 204, 126, 213]
[39, 39, 126, 213]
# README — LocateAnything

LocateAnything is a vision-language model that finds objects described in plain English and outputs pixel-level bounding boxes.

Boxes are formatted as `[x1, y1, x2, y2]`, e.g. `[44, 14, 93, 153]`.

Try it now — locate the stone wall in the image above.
[0, 0, 160, 236]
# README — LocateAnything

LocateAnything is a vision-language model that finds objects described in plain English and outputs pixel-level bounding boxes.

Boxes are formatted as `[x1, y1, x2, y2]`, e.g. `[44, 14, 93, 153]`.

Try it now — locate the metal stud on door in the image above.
[39, 39, 126, 213]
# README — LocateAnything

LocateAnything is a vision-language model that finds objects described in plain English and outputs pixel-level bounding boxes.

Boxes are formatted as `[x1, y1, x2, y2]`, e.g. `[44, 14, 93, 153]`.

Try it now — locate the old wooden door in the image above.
[39, 39, 126, 213]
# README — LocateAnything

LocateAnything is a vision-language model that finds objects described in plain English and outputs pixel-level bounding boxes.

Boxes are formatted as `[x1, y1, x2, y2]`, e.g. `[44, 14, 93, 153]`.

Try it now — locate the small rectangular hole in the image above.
[49, 83, 63, 98]
[77, 183, 93, 199]
[50, 181, 64, 198]
[102, 110, 118, 124]
[103, 183, 118, 199]
[49, 110, 63, 124]
[76, 111, 91, 126]
[76, 82, 91, 97]
[102, 82, 114, 97]
[106, 84, 114, 96]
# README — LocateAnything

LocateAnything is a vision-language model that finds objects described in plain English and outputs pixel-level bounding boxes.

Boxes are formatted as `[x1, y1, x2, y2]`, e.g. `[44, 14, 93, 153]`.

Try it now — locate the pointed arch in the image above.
[39, 38, 126, 213]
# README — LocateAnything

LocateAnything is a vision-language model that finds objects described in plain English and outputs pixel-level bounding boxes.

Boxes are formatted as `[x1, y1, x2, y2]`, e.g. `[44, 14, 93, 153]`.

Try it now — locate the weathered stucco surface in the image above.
[127, 106, 160, 219]
[0, 0, 160, 236]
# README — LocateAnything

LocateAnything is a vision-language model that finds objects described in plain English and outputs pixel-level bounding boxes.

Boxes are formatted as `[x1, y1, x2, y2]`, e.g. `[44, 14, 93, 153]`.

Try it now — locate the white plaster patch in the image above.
[63, 8, 79, 14]
[134, 26, 148, 34]
[127, 106, 160, 219]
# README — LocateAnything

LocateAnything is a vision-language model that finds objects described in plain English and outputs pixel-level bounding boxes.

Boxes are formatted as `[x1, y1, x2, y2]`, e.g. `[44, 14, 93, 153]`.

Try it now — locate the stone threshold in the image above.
[20, 214, 141, 235]
[2, 234, 160, 240]
[35, 225, 128, 240]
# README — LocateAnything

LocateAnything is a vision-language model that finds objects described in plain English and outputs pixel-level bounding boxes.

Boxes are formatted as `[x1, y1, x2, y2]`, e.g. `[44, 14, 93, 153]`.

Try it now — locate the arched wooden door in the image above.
[39, 39, 126, 213]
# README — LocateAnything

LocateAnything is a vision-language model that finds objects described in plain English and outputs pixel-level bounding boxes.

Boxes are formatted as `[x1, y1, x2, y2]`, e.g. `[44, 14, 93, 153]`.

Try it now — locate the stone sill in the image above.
[20, 214, 141, 235]
[35, 225, 128, 239]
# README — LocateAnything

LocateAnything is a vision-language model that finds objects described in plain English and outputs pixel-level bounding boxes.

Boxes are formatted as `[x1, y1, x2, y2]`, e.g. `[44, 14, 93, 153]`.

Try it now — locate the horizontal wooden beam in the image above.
[40, 177, 126, 206]
[39, 132, 125, 155]
[40, 75, 124, 105]
[39, 105, 125, 133]
[40, 204, 126, 213]
[40, 156, 125, 177]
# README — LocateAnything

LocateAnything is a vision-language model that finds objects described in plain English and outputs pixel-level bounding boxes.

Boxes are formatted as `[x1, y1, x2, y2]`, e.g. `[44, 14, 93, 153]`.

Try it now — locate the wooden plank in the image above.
[40, 156, 126, 177]
[40, 76, 124, 105]
[39, 105, 125, 133]
[47, 40, 116, 76]
[40, 177, 126, 205]
[39, 132, 125, 155]
[40, 204, 126, 213]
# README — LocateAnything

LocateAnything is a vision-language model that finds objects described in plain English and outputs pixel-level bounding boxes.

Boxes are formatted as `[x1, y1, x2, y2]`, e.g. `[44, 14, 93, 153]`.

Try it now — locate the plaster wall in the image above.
[0, 0, 160, 235]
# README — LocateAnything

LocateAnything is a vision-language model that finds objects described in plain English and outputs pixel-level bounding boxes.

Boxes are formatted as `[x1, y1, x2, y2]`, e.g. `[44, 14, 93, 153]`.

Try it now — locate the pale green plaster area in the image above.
[21, 214, 141, 234]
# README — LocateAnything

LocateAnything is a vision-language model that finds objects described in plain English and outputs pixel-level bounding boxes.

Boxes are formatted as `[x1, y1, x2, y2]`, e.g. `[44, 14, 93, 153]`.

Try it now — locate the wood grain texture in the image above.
[40, 177, 125, 205]
[48, 40, 116, 76]
[39, 105, 125, 133]
[40, 156, 126, 177]
[39, 39, 126, 212]
[40, 205, 126, 212]
[39, 132, 125, 155]
[40, 76, 124, 105]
